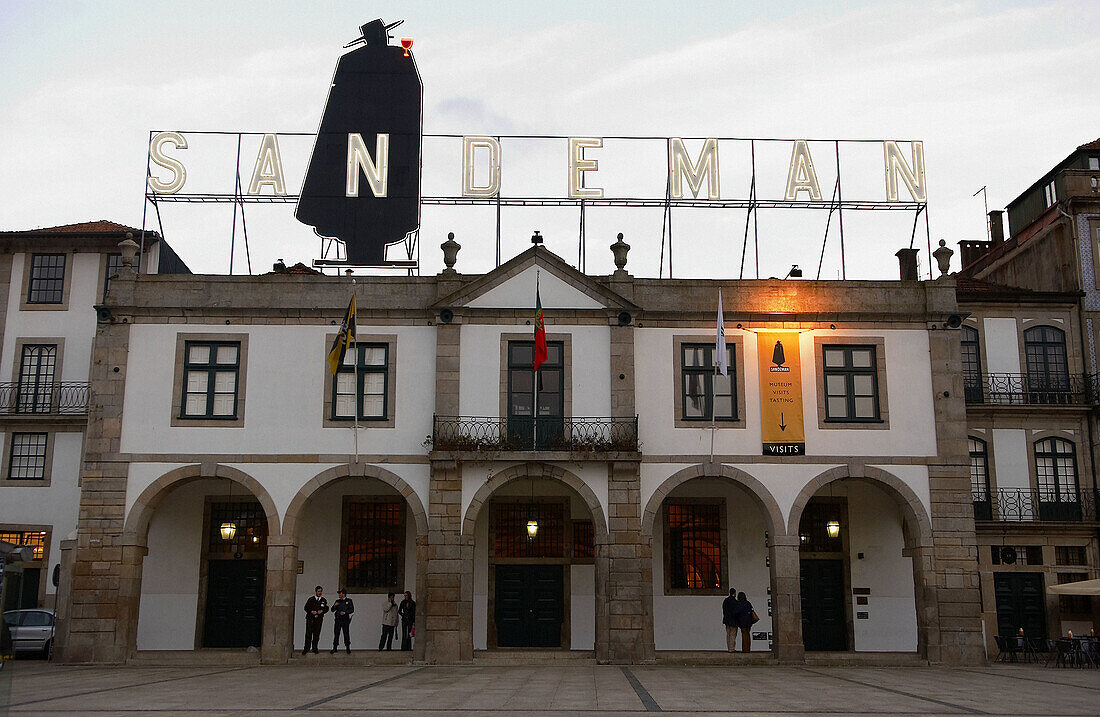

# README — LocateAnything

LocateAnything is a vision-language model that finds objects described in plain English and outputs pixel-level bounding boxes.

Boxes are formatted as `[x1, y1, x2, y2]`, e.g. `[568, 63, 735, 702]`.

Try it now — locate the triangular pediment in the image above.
[436, 247, 636, 311]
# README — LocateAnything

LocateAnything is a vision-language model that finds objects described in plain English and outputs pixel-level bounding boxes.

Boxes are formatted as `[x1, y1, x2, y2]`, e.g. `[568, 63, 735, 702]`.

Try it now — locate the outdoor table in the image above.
[1053, 638, 1097, 668]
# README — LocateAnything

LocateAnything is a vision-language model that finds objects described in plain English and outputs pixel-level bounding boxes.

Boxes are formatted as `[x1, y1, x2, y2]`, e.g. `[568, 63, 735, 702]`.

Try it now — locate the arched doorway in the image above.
[641, 465, 785, 655]
[282, 464, 428, 658]
[126, 465, 280, 653]
[788, 467, 933, 656]
[461, 463, 607, 652]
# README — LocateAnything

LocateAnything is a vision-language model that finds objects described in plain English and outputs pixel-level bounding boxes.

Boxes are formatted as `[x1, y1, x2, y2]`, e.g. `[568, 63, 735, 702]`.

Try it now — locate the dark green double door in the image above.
[203, 560, 265, 648]
[495, 565, 563, 647]
[994, 572, 1046, 640]
[800, 559, 847, 651]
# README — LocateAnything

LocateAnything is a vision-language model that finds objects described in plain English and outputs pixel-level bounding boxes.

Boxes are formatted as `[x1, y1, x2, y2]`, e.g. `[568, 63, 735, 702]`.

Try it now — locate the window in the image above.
[969, 437, 992, 520]
[798, 500, 844, 553]
[822, 345, 880, 421]
[332, 343, 389, 420]
[961, 326, 983, 403]
[181, 342, 240, 419]
[990, 545, 1043, 565]
[1090, 157, 1100, 170]
[103, 253, 124, 301]
[664, 500, 724, 593]
[206, 501, 267, 555]
[1055, 546, 1087, 566]
[1023, 325, 1069, 402]
[506, 340, 564, 449]
[572, 520, 594, 560]
[1043, 180, 1057, 208]
[7, 433, 47, 480]
[342, 499, 406, 591]
[1034, 437, 1081, 521]
[17, 344, 56, 413]
[492, 501, 564, 559]
[26, 254, 65, 304]
[0, 531, 46, 560]
[680, 344, 736, 421]
[1057, 573, 1091, 615]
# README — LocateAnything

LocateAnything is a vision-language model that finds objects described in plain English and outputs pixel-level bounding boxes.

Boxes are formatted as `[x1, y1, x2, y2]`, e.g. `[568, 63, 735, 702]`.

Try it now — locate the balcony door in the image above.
[1023, 326, 1069, 403]
[507, 341, 563, 449]
[1034, 437, 1081, 521]
[17, 344, 56, 413]
[961, 326, 983, 403]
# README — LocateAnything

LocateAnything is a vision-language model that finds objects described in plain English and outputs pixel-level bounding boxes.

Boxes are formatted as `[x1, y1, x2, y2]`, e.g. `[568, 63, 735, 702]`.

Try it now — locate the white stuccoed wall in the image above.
[982, 318, 1022, 374]
[991, 429, 1030, 491]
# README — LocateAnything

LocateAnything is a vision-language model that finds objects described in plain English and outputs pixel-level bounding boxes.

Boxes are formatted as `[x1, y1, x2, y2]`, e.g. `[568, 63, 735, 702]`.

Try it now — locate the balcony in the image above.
[972, 488, 1096, 522]
[0, 382, 90, 416]
[431, 415, 639, 453]
[963, 373, 1099, 406]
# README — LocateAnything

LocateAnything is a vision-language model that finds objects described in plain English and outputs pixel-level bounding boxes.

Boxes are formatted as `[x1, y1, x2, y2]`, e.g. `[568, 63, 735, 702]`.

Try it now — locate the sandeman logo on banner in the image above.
[757, 332, 806, 455]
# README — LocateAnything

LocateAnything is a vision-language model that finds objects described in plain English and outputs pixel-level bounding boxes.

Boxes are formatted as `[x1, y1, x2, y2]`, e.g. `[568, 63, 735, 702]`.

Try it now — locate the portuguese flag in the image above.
[533, 278, 547, 372]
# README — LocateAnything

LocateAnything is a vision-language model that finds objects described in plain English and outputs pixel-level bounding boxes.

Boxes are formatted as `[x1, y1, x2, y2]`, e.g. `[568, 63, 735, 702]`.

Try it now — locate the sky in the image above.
[1, 1, 1097, 280]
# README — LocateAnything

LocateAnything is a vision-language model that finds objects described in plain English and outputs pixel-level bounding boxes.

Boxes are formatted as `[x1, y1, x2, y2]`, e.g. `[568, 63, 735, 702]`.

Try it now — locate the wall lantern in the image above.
[825, 520, 841, 539]
[526, 519, 539, 538]
[220, 521, 238, 541]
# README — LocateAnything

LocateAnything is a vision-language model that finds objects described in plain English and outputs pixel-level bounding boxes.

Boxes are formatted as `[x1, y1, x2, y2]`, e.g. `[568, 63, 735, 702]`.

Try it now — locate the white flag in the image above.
[716, 289, 728, 377]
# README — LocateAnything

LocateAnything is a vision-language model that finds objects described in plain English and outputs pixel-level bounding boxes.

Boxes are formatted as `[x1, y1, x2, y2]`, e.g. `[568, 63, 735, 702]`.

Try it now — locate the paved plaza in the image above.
[1, 661, 1098, 716]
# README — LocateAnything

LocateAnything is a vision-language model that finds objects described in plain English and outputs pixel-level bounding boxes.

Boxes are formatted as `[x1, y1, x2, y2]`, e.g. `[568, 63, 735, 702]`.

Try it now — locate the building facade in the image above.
[0, 221, 188, 627]
[51, 239, 987, 665]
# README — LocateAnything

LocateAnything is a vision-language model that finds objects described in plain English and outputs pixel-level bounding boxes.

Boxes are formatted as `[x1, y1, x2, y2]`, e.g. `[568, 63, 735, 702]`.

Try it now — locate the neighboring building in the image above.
[0, 221, 188, 624]
[958, 139, 1100, 651]
[53, 238, 986, 665]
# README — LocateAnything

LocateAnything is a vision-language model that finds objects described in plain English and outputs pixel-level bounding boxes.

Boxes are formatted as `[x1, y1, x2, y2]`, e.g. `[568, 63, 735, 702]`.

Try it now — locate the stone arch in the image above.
[282, 463, 428, 541]
[786, 464, 933, 547]
[123, 463, 280, 544]
[461, 462, 608, 539]
[641, 463, 786, 539]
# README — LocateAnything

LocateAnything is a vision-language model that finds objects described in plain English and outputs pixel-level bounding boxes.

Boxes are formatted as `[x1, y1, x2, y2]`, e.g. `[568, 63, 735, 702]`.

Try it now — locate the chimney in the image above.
[895, 248, 919, 281]
[988, 210, 1004, 244]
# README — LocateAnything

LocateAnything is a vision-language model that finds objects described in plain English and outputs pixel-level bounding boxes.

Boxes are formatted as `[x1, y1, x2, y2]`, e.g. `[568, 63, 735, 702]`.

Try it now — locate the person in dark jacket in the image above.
[302, 585, 328, 655]
[330, 588, 355, 654]
[721, 587, 740, 652]
[398, 591, 416, 651]
[732, 591, 755, 653]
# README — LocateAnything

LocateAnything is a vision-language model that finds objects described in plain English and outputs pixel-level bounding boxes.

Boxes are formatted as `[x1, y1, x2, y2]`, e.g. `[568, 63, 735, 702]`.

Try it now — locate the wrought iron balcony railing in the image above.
[972, 487, 1096, 522]
[963, 373, 1100, 406]
[432, 415, 639, 452]
[0, 382, 90, 416]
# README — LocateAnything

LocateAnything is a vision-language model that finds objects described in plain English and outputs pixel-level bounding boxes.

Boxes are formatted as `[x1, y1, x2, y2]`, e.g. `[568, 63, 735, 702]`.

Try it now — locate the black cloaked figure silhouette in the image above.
[296, 19, 422, 264]
[771, 340, 786, 367]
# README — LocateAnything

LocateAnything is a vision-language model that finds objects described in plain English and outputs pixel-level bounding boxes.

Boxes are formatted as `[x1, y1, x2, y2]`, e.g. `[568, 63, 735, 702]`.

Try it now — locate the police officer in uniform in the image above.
[302, 585, 328, 654]
[330, 588, 355, 654]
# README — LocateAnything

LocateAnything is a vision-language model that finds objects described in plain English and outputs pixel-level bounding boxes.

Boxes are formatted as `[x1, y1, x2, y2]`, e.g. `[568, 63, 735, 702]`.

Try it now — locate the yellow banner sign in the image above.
[758, 332, 806, 455]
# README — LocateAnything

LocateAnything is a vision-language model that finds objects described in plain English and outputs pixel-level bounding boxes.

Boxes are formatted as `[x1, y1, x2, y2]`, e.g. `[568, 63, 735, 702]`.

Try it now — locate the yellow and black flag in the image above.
[327, 296, 357, 375]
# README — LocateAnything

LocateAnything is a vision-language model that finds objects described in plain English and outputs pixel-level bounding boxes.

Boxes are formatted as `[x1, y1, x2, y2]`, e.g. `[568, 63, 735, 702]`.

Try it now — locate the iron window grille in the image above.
[1055, 546, 1087, 566]
[572, 520, 594, 560]
[27, 254, 65, 304]
[798, 500, 844, 553]
[822, 345, 880, 422]
[8, 433, 47, 480]
[206, 501, 268, 555]
[665, 502, 723, 590]
[0, 531, 46, 560]
[969, 437, 992, 521]
[332, 343, 388, 420]
[989, 545, 1043, 565]
[181, 341, 240, 419]
[680, 344, 736, 421]
[492, 502, 564, 559]
[17, 345, 56, 414]
[343, 500, 405, 591]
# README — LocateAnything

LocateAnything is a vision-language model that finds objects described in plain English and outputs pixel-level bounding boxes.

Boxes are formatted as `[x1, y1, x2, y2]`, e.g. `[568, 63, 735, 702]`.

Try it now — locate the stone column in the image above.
[770, 535, 805, 663]
[413, 534, 428, 662]
[51, 538, 76, 662]
[261, 539, 298, 664]
[602, 460, 653, 663]
[114, 543, 148, 660]
[424, 458, 470, 662]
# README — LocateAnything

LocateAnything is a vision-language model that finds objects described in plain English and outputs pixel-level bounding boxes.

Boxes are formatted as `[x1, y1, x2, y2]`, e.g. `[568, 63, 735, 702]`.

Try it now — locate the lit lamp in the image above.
[825, 520, 841, 539]
[220, 521, 237, 541]
[526, 518, 539, 538]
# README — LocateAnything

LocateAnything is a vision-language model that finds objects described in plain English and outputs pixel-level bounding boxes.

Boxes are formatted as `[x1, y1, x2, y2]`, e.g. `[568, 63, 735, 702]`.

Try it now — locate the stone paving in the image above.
[0, 661, 1098, 715]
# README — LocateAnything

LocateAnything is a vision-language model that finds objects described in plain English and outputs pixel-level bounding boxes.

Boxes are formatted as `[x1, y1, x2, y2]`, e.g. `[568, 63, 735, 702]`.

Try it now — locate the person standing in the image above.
[721, 587, 739, 652]
[733, 591, 756, 653]
[302, 585, 328, 655]
[398, 591, 416, 651]
[378, 592, 399, 651]
[330, 588, 355, 654]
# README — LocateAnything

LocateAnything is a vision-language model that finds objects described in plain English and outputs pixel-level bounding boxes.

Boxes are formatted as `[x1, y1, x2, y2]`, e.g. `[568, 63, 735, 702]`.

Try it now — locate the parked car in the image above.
[2, 609, 55, 658]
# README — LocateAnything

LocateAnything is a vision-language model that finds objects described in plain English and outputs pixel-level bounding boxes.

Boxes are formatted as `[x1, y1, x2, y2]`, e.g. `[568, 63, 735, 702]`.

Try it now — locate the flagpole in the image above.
[350, 273, 359, 464]
[710, 361, 716, 463]
[533, 270, 539, 451]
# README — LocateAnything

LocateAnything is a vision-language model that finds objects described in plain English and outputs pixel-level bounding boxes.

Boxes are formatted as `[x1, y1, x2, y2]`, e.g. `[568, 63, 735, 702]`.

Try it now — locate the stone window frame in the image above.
[813, 336, 890, 430]
[498, 332, 572, 421]
[672, 334, 746, 429]
[170, 333, 248, 428]
[0, 523, 51, 607]
[661, 497, 729, 596]
[20, 252, 73, 311]
[0, 430, 55, 486]
[10, 337, 66, 413]
[322, 333, 397, 429]
[339, 495, 407, 594]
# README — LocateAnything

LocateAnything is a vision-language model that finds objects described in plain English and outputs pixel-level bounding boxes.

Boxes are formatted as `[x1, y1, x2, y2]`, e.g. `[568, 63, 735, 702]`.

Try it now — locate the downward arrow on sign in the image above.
[779, 412, 787, 431]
